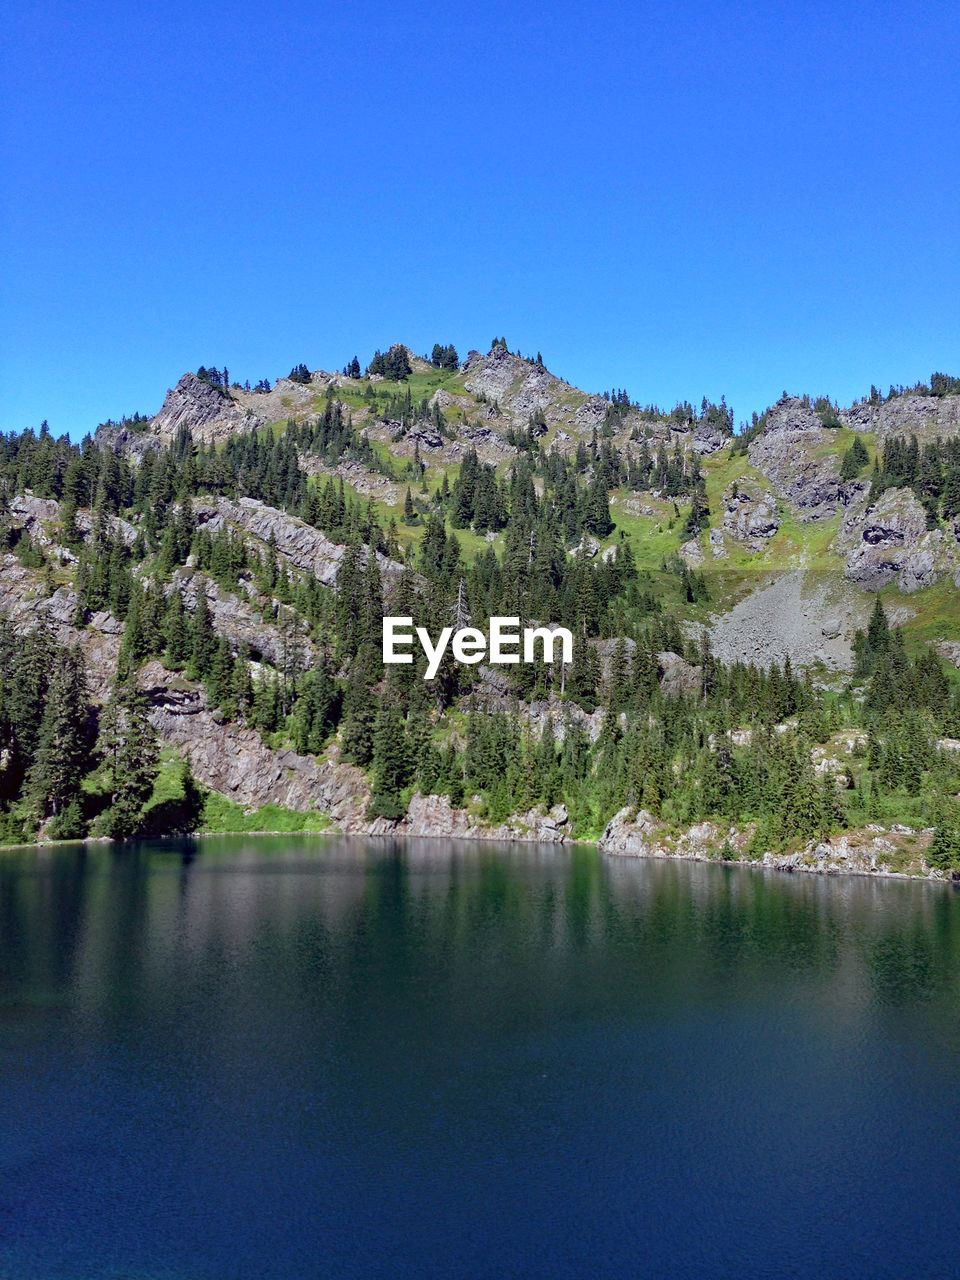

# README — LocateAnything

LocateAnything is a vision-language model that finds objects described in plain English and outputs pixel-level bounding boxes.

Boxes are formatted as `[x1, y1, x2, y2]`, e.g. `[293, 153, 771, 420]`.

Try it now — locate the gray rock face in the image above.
[407, 424, 445, 450]
[460, 345, 610, 445]
[599, 807, 659, 856]
[139, 657, 574, 838]
[599, 806, 937, 877]
[722, 483, 779, 548]
[748, 396, 863, 520]
[195, 496, 406, 586]
[708, 528, 727, 558]
[572, 396, 610, 434]
[93, 422, 162, 461]
[463, 346, 563, 425]
[148, 373, 263, 445]
[456, 423, 513, 457]
[836, 486, 951, 591]
[841, 393, 960, 445]
[937, 640, 960, 669]
[8, 494, 138, 552]
[570, 533, 601, 559]
[76, 508, 139, 547]
[299, 453, 404, 505]
[692, 422, 728, 455]
[678, 537, 704, 566]
[140, 660, 354, 814]
[0, 556, 123, 698]
[657, 651, 701, 696]
[708, 570, 869, 671]
[379, 793, 570, 843]
[7, 494, 63, 552]
[429, 387, 472, 414]
[170, 570, 318, 669]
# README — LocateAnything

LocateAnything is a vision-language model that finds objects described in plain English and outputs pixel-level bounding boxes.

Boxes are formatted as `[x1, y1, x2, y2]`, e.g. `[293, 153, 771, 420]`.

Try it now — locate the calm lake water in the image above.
[2, 837, 960, 1279]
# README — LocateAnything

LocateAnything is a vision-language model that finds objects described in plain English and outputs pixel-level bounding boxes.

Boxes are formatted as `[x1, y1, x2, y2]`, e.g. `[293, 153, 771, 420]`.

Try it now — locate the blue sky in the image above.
[2, 0, 958, 438]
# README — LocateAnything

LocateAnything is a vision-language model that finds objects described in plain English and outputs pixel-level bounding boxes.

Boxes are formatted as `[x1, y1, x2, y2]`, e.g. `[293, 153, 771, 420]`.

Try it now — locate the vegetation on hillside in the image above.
[1, 383, 960, 862]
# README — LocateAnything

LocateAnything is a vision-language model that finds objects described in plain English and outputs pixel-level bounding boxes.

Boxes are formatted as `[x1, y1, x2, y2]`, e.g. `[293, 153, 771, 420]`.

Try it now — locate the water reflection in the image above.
[2, 838, 960, 1026]
[2, 837, 960, 1279]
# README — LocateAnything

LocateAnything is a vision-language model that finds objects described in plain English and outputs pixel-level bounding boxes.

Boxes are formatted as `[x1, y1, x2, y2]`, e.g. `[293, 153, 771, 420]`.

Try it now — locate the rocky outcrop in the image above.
[139, 657, 574, 839]
[194, 496, 406, 586]
[139, 661, 361, 813]
[9, 494, 64, 533]
[678, 538, 704, 566]
[599, 806, 938, 878]
[463, 346, 564, 426]
[94, 421, 163, 461]
[0, 558, 122, 698]
[455, 423, 514, 460]
[146, 373, 264, 445]
[467, 667, 607, 743]
[721, 483, 779, 548]
[836, 486, 953, 591]
[692, 421, 728, 455]
[460, 345, 611, 444]
[8, 494, 138, 553]
[657, 651, 701, 696]
[299, 454, 404, 505]
[841, 393, 960, 445]
[748, 396, 864, 519]
[570, 533, 601, 559]
[371, 793, 570, 843]
[708, 528, 727, 558]
[936, 640, 960, 669]
[170, 569, 319, 669]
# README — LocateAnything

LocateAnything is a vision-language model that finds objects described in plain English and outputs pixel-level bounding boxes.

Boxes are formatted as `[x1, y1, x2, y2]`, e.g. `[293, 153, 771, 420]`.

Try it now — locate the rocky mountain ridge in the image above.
[6, 344, 959, 866]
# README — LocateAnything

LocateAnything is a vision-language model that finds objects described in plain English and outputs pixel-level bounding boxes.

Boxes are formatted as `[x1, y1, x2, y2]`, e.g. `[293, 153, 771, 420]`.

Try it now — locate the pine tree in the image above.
[118, 580, 150, 674]
[369, 700, 412, 819]
[340, 644, 378, 766]
[27, 646, 89, 821]
[97, 676, 160, 837]
[189, 582, 217, 679]
[840, 436, 870, 480]
[163, 588, 191, 669]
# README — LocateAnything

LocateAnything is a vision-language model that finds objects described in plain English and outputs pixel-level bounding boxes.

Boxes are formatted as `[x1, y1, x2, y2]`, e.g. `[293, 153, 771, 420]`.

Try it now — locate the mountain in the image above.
[2, 343, 960, 875]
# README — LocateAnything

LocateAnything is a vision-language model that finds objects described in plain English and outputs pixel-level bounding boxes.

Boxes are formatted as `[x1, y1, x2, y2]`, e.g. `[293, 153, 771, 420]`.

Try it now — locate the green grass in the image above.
[883, 577, 960, 651]
[200, 793, 332, 834]
[143, 748, 191, 810]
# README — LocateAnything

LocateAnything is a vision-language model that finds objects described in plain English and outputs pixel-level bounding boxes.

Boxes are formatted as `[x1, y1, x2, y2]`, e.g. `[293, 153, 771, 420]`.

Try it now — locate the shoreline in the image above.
[2, 823, 954, 886]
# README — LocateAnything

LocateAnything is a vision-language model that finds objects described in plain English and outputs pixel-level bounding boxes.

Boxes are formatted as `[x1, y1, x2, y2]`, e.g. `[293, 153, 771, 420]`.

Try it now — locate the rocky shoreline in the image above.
[595, 806, 953, 882]
[5, 799, 955, 884]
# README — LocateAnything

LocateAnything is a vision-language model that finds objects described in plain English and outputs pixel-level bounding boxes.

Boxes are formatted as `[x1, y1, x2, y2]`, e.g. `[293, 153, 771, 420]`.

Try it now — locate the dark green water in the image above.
[2, 836, 960, 1279]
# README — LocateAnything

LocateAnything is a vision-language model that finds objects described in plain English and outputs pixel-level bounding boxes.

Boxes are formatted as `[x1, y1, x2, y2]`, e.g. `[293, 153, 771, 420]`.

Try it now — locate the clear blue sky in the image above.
[2, 0, 958, 438]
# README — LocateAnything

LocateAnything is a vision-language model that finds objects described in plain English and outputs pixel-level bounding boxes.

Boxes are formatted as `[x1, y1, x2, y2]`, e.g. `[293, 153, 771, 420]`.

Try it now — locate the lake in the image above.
[2, 836, 960, 1278]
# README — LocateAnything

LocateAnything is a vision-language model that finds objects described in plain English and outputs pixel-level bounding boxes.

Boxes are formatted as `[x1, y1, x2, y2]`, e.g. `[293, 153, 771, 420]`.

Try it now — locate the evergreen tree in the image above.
[189, 583, 218, 679]
[97, 676, 160, 837]
[163, 588, 192, 669]
[840, 436, 869, 480]
[369, 699, 412, 819]
[27, 646, 89, 822]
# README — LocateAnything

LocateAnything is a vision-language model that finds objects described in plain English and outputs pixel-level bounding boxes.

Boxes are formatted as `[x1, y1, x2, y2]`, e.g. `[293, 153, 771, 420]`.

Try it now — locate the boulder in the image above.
[721, 483, 779, 549]
[598, 807, 659, 856]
